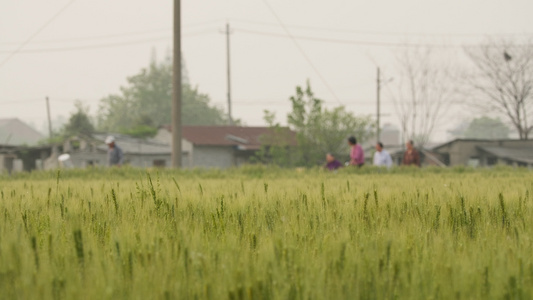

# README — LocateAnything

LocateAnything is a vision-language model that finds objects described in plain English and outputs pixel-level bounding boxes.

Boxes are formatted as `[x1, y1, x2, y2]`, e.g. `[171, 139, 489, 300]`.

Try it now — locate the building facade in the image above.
[432, 139, 533, 167]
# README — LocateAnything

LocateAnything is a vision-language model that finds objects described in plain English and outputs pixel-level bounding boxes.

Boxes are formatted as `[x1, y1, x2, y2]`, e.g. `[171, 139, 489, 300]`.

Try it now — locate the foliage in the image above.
[262, 80, 374, 167]
[119, 125, 158, 138]
[252, 110, 297, 166]
[39, 101, 95, 144]
[464, 40, 533, 139]
[62, 100, 95, 137]
[97, 56, 229, 132]
[1, 168, 533, 299]
[462, 116, 510, 139]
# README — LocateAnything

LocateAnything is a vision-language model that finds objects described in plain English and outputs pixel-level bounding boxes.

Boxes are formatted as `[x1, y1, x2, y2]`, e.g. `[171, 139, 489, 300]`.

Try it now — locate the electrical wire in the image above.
[230, 18, 533, 38]
[0, 30, 214, 54]
[0, 97, 104, 106]
[230, 101, 396, 107]
[260, 0, 342, 105]
[0, 19, 224, 46]
[2, 26, 523, 55]
[235, 28, 469, 48]
[0, 0, 77, 68]
[0, 29, 172, 46]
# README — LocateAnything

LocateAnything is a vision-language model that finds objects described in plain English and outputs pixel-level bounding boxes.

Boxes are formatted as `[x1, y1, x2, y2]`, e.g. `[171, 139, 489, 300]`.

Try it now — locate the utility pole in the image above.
[225, 22, 233, 125]
[171, 0, 182, 167]
[376, 67, 381, 142]
[45, 96, 53, 139]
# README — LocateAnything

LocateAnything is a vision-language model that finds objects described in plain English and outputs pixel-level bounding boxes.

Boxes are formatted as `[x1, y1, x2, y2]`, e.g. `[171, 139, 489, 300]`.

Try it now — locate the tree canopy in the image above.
[449, 116, 510, 140]
[463, 116, 510, 139]
[257, 81, 374, 167]
[62, 101, 95, 137]
[97, 56, 228, 136]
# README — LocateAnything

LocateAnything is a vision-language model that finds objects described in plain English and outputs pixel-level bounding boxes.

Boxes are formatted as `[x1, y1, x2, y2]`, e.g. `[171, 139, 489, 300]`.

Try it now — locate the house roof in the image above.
[0, 118, 44, 146]
[163, 125, 296, 150]
[90, 133, 173, 155]
[477, 146, 533, 164]
[432, 138, 523, 151]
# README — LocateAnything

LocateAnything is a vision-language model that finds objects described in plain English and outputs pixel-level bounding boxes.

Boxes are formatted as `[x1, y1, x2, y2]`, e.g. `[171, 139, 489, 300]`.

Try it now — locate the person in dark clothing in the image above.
[325, 153, 343, 170]
[105, 136, 123, 167]
[402, 140, 420, 167]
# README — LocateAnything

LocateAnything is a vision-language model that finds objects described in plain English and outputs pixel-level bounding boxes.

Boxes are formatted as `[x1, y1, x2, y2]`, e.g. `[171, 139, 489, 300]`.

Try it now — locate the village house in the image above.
[40, 126, 294, 170]
[0, 118, 49, 174]
[0, 118, 44, 146]
[431, 139, 533, 167]
[1, 122, 295, 171]
[49, 133, 183, 169]
[155, 125, 296, 168]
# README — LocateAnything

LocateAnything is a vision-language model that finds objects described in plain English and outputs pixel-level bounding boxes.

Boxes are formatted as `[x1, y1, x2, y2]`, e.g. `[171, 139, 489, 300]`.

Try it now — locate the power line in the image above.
[0, 20, 223, 46]
[0, 29, 171, 46]
[0, 99, 42, 105]
[0, 37, 170, 54]
[0, 98, 101, 106]
[235, 28, 533, 48]
[235, 28, 465, 48]
[0, 97, 399, 107]
[230, 18, 533, 38]
[0, 31, 214, 54]
[220, 100, 397, 106]
[260, 0, 342, 104]
[0, 0, 77, 68]
[3, 26, 526, 55]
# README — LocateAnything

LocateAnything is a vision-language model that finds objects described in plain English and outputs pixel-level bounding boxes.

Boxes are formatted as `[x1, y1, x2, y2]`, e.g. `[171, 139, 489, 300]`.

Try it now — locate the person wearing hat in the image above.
[105, 136, 123, 167]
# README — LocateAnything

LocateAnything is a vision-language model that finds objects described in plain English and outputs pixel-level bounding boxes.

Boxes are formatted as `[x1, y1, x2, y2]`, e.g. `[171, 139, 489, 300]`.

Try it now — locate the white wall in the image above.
[191, 146, 235, 168]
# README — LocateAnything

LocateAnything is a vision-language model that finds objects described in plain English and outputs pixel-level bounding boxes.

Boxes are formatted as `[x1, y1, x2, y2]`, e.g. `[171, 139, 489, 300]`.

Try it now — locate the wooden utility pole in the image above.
[45, 96, 53, 139]
[171, 0, 182, 167]
[225, 22, 233, 125]
[376, 67, 381, 142]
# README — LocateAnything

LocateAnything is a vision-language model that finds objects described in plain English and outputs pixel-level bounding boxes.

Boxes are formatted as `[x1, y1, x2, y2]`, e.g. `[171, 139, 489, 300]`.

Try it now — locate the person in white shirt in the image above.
[373, 142, 393, 168]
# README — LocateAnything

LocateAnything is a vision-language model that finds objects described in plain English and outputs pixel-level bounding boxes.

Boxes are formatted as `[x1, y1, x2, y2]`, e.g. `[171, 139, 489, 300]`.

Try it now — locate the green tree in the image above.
[98, 55, 228, 135]
[63, 100, 95, 137]
[258, 81, 374, 167]
[463, 116, 509, 139]
[253, 110, 296, 166]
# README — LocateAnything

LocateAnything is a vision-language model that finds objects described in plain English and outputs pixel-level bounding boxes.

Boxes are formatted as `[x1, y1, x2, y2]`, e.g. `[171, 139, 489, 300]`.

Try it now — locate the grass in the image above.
[0, 166, 532, 299]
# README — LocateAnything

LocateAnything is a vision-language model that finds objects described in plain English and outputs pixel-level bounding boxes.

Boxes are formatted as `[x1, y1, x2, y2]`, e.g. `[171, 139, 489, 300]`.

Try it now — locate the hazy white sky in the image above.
[1, 0, 532, 141]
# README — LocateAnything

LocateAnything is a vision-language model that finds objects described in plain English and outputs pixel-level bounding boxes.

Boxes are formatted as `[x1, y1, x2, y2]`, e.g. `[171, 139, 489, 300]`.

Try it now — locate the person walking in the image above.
[373, 142, 393, 168]
[348, 136, 364, 167]
[402, 140, 420, 167]
[105, 136, 123, 167]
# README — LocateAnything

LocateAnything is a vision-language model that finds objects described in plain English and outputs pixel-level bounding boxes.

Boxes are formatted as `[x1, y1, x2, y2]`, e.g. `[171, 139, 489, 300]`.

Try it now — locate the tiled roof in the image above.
[163, 125, 296, 150]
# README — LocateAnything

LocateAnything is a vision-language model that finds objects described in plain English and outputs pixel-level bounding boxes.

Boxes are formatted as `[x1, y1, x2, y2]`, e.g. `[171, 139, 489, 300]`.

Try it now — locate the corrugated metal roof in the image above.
[92, 133, 171, 155]
[477, 146, 533, 164]
[432, 138, 533, 151]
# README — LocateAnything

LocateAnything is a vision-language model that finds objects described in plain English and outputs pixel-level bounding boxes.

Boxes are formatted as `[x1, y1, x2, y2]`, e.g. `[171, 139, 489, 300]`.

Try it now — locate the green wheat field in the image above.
[0, 166, 532, 299]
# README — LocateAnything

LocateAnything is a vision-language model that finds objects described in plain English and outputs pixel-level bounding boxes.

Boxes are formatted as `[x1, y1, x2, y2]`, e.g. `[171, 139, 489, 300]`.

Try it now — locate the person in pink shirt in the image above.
[348, 136, 365, 167]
